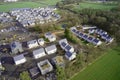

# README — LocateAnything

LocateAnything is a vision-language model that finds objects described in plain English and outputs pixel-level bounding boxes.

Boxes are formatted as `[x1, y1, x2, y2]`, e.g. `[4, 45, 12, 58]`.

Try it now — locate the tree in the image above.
[19, 71, 31, 80]
[56, 66, 66, 80]
[64, 28, 79, 44]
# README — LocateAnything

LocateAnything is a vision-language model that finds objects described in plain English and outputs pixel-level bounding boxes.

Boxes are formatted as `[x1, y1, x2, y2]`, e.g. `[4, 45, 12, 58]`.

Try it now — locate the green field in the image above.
[39, 0, 61, 5]
[0, 0, 61, 12]
[72, 2, 118, 11]
[0, 2, 43, 12]
[71, 46, 120, 80]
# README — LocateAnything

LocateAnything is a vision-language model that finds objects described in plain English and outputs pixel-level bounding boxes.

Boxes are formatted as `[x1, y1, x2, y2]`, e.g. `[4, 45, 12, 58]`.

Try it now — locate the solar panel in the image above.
[46, 32, 51, 36]
[61, 42, 67, 47]
[12, 42, 16, 48]
[106, 36, 112, 41]
[95, 29, 100, 33]
[65, 45, 71, 51]
[66, 51, 72, 57]
[93, 39, 99, 43]
[83, 34, 88, 39]
[76, 31, 80, 35]
[79, 33, 83, 37]
[99, 30, 107, 35]
[72, 29, 76, 33]
[88, 37, 93, 41]
[102, 34, 108, 38]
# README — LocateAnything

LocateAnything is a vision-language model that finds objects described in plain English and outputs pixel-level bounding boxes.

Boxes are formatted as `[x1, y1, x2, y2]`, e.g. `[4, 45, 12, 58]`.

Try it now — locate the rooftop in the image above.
[37, 59, 53, 75]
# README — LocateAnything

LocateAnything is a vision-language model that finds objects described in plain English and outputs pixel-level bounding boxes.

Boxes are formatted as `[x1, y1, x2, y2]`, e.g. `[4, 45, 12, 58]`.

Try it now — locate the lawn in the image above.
[0, 0, 61, 12]
[72, 2, 118, 11]
[71, 46, 120, 80]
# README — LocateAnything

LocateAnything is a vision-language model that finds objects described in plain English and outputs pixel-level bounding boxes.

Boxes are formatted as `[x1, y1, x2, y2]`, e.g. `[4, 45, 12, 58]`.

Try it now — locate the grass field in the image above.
[71, 46, 120, 80]
[38, 0, 61, 5]
[72, 2, 118, 11]
[0, 0, 61, 12]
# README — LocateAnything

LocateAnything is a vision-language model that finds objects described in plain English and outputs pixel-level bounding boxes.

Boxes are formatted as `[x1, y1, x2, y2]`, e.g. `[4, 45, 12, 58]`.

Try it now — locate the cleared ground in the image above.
[71, 46, 120, 80]
[0, 0, 61, 12]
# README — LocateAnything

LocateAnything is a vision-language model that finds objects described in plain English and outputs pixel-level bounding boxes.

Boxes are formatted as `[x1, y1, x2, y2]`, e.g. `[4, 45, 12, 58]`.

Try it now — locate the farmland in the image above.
[0, 0, 61, 12]
[71, 46, 120, 80]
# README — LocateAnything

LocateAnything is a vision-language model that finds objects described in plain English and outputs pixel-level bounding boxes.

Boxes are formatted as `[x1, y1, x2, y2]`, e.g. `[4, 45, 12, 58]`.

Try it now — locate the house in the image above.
[37, 59, 53, 75]
[82, 34, 89, 40]
[86, 36, 95, 43]
[29, 67, 40, 77]
[89, 28, 95, 34]
[59, 38, 68, 44]
[33, 48, 46, 59]
[70, 27, 77, 34]
[101, 34, 113, 43]
[59, 38, 74, 53]
[95, 29, 107, 36]
[27, 40, 39, 49]
[95, 28, 113, 43]
[10, 41, 23, 54]
[60, 42, 68, 50]
[45, 32, 56, 42]
[45, 45, 57, 55]
[38, 38, 44, 46]
[92, 38, 102, 46]
[59, 38, 68, 49]
[52, 56, 65, 67]
[64, 44, 74, 53]
[65, 51, 76, 61]
[13, 54, 26, 65]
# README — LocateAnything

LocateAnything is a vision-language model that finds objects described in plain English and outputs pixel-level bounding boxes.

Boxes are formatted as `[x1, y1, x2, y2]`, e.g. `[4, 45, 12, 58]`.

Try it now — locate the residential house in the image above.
[65, 51, 76, 61]
[45, 32, 56, 42]
[64, 44, 74, 53]
[33, 48, 46, 59]
[95, 28, 113, 43]
[37, 59, 53, 75]
[13, 54, 26, 65]
[38, 38, 45, 46]
[92, 38, 102, 45]
[59, 39, 74, 53]
[10, 41, 23, 54]
[45, 45, 57, 55]
[27, 40, 39, 49]
[59, 38, 68, 50]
